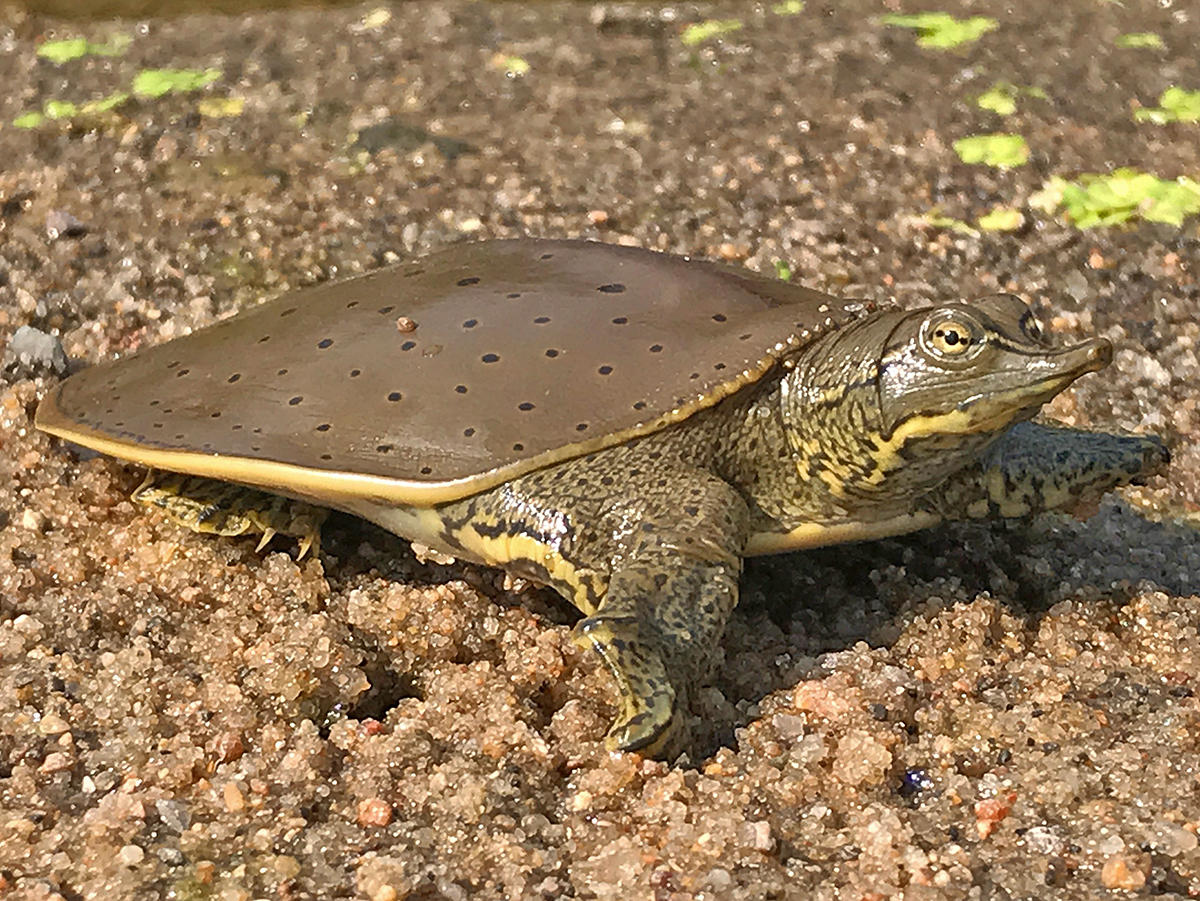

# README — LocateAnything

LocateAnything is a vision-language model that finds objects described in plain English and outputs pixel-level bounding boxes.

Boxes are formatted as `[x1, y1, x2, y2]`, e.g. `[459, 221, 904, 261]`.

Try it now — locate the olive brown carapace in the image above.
[36, 239, 1169, 756]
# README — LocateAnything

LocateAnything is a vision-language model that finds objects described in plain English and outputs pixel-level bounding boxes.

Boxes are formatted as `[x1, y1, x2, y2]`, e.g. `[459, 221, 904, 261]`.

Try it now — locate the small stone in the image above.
[157, 847, 186, 867]
[212, 731, 244, 763]
[156, 799, 191, 833]
[223, 782, 245, 812]
[21, 508, 47, 532]
[39, 751, 74, 773]
[395, 316, 418, 332]
[38, 713, 69, 735]
[45, 209, 86, 240]
[118, 844, 145, 866]
[1101, 854, 1149, 890]
[3, 325, 68, 378]
[357, 798, 393, 827]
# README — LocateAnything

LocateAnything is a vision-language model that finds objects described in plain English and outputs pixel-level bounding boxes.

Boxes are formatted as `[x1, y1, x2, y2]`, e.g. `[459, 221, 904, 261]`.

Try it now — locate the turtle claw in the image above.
[573, 614, 680, 755]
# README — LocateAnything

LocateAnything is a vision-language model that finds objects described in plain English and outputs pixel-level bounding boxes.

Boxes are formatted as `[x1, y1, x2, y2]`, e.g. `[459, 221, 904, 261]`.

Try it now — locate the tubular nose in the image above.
[1089, 337, 1114, 369]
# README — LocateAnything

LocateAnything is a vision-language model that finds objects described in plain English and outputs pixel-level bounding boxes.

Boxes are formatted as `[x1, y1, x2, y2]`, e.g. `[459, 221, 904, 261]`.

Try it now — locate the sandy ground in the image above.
[2, 1, 1200, 898]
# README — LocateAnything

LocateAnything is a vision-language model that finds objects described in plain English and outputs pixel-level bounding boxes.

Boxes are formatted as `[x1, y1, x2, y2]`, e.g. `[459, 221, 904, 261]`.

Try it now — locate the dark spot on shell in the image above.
[404, 267, 425, 277]
[601, 476, 614, 486]
[540, 253, 553, 260]
[277, 369, 289, 376]
[714, 362, 727, 370]
[258, 336, 270, 343]
[633, 401, 647, 410]
[227, 374, 241, 383]
[350, 369, 361, 378]
[251, 444, 261, 451]
[114, 420, 125, 427]
[176, 369, 190, 377]
[346, 300, 359, 308]
[597, 283, 626, 294]
[739, 333, 752, 340]
[576, 423, 589, 431]
[462, 319, 478, 329]
[316, 423, 331, 432]
[149, 400, 160, 407]
[232, 424, 243, 431]
[457, 276, 481, 286]
[612, 317, 628, 325]
[318, 338, 333, 349]
[649, 344, 663, 353]
[463, 428, 476, 437]
[420, 466, 433, 474]
[598, 365, 613, 375]
[289, 396, 303, 405]
[210, 412, 221, 419]
[175, 433, 185, 440]
[513, 442, 525, 451]
[252, 427, 262, 433]
[533, 316, 550, 324]
[401, 341, 416, 351]
[455, 385, 468, 394]
[481, 353, 500, 364]
[387, 391, 402, 402]
[377, 444, 393, 453]
[153, 422, 163, 428]
[518, 402, 535, 411]
[320, 454, 332, 461]
[507, 292, 521, 298]
[379, 305, 395, 315]
[712, 313, 727, 322]
[690, 372, 700, 379]
[167, 361, 180, 369]
[545, 349, 559, 358]
[280, 307, 297, 317]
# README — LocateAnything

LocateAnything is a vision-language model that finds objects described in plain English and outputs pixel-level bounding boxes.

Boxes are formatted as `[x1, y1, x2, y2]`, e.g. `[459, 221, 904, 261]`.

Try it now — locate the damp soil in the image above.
[2, 2, 1200, 899]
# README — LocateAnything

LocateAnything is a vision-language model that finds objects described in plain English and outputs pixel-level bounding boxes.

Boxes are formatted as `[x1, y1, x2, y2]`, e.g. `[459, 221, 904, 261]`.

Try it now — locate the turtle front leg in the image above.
[931, 421, 1169, 520]
[574, 475, 750, 756]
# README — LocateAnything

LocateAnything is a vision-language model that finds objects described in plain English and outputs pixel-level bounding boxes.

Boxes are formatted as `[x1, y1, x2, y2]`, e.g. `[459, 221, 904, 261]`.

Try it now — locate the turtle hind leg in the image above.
[133, 470, 328, 558]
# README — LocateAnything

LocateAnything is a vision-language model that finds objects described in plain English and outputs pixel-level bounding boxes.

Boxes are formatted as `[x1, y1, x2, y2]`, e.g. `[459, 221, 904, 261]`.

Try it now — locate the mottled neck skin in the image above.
[702, 324, 998, 536]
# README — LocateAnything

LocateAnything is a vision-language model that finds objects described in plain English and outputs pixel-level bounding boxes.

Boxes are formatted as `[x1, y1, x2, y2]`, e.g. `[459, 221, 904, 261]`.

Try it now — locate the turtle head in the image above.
[876, 294, 1111, 440]
[781, 294, 1110, 507]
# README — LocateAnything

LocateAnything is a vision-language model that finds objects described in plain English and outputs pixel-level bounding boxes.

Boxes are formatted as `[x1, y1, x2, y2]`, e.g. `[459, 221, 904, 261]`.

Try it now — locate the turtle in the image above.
[35, 238, 1168, 756]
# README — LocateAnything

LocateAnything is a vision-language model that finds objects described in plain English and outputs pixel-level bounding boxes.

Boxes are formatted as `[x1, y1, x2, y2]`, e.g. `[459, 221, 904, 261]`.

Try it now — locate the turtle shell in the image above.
[37, 239, 874, 506]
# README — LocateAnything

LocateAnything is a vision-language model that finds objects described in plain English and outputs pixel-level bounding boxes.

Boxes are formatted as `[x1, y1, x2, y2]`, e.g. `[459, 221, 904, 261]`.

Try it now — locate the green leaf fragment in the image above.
[953, 133, 1029, 168]
[774, 260, 793, 281]
[37, 34, 130, 63]
[44, 100, 80, 119]
[1050, 169, 1200, 228]
[681, 19, 743, 46]
[1115, 32, 1164, 49]
[1134, 86, 1200, 124]
[977, 207, 1024, 231]
[771, 1, 805, 14]
[197, 96, 245, 118]
[976, 85, 1017, 116]
[13, 111, 46, 128]
[881, 12, 997, 49]
[924, 211, 979, 236]
[132, 68, 221, 99]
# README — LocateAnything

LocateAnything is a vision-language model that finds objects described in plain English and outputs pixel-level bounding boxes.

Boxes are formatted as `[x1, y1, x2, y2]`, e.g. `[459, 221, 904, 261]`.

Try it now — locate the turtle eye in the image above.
[921, 316, 981, 359]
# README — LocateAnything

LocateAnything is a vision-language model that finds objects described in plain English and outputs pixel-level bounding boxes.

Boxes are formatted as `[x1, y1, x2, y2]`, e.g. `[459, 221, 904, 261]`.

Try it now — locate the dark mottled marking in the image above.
[350, 369, 361, 378]
[482, 353, 500, 363]
[534, 316, 551, 324]
[714, 362, 726, 370]
[519, 402, 535, 411]
[464, 428, 476, 437]
[401, 341, 416, 351]
[576, 423, 589, 431]
[599, 365, 614, 375]
[379, 305, 395, 314]
[316, 424, 331, 432]
[633, 401, 647, 410]
[288, 396, 303, 405]
[318, 338, 333, 349]
[345, 300, 359, 308]
[387, 391, 402, 402]
[258, 336, 270, 344]
[513, 442, 525, 451]
[320, 454, 332, 461]
[277, 368, 289, 376]
[463, 319, 478, 329]
[597, 283, 626, 294]
[210, 412, 221, 419]
[455, 385, 468, 394]
[457, 276, 481, 286]
[612, 317, 628, 325]
[546, 349, 559, 358]
[280, 307, 297, 317]
[167, 361, 180, 369]
[377, 444, 393, 453]
[507, 292, 522, 298]
[420, 466, 432, 474]
[176, 369, 190, 377]
[650, 344, 663, 353]
[227, 374, 241, 383]
[712, 313, 727, 322]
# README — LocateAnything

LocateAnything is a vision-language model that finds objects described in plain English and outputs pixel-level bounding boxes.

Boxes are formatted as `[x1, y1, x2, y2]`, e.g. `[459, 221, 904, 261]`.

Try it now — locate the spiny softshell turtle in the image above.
[36, 238, 1168, 755]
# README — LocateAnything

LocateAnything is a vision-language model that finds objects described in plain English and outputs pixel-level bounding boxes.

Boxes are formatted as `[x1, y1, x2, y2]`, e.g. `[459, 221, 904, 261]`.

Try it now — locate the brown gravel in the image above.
[2, 1, 1199, 899]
